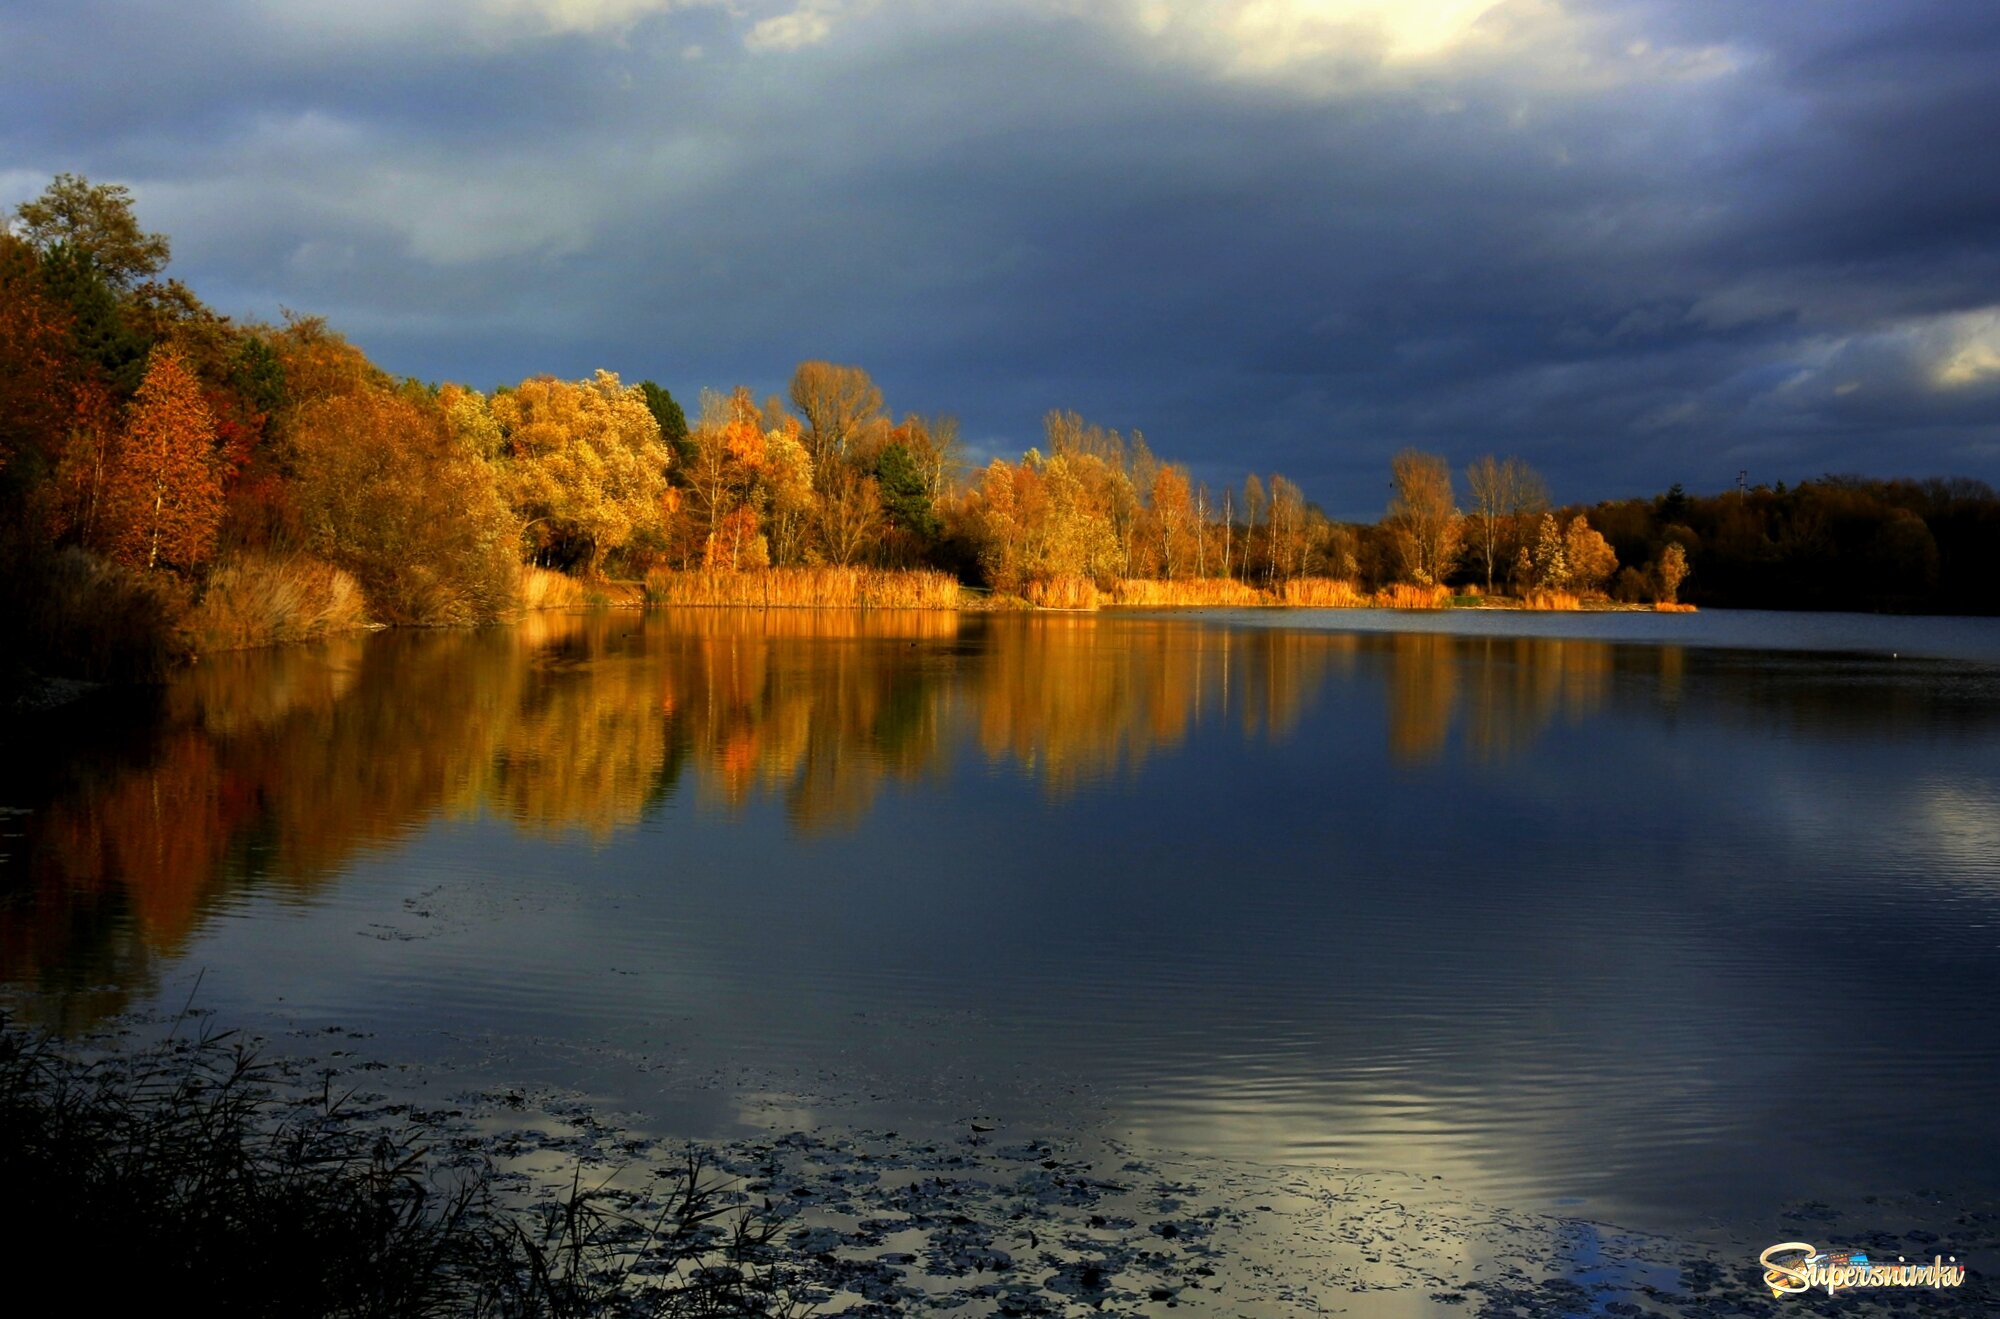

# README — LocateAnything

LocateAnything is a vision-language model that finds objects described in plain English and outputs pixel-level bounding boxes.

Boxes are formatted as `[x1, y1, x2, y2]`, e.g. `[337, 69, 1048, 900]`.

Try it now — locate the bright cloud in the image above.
[745, 0, 847, 52]
[1933, 309, 2000, 389]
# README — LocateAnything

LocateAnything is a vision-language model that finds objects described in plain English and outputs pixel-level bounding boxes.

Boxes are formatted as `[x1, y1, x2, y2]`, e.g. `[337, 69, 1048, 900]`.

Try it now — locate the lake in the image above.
[6, 605, 2000, 1310]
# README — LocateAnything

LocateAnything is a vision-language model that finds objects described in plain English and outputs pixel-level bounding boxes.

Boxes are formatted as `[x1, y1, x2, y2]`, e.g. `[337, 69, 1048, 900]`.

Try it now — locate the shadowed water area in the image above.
[5, 607, 2000, 1313]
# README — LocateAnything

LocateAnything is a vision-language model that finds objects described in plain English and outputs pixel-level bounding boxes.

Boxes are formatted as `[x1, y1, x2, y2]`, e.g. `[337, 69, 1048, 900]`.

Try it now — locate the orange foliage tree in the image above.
[288, 384, 519, 625]
[100, 344, 222, 571]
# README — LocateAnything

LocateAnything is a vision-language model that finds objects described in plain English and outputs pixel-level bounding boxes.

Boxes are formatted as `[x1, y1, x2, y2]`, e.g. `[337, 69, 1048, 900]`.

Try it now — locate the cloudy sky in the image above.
[6, 0, 1999, 514]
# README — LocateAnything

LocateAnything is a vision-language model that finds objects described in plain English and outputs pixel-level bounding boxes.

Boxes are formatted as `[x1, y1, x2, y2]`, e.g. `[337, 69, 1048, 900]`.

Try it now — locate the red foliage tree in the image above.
[101, 344, 223, 571]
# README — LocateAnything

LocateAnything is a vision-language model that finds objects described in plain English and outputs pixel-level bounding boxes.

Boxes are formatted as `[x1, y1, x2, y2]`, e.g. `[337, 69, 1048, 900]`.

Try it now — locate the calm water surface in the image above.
[6, 606, 2000, 1244]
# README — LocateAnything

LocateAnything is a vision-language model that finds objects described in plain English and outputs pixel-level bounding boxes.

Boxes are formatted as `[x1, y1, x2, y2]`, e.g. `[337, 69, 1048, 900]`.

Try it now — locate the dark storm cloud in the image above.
[5, 0, 1999, 515]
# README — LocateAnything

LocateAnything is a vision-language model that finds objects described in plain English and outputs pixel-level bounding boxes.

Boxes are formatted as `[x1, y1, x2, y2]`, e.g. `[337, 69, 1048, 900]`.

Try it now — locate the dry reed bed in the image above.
[1370, 582, 1454, 610]
[649, 606, 961, 640]
[185, 554, 373, 652]
[1279, 577, 1370, 608]
[518, 565, 592, 609]
[519, 568, 647, 609]
[1108, 578, 1270, 607]
[1052, 576, 1459, 610]
[645, 566, 961, 609]
[1025, 576, 1102, 610]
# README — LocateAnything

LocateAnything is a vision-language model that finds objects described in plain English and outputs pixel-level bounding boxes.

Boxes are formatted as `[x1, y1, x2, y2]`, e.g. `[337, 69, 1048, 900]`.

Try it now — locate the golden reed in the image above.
[644, 566, 961, 609]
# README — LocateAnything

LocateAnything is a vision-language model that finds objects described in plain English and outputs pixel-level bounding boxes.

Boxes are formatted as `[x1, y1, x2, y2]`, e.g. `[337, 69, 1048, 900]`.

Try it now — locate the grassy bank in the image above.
[0, 1017, 796, 1317]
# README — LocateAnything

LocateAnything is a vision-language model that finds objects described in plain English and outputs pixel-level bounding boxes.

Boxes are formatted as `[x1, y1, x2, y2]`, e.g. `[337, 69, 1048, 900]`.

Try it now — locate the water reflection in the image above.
[7, 611, 1996, 1016]
[5, 608, 2000, 1233]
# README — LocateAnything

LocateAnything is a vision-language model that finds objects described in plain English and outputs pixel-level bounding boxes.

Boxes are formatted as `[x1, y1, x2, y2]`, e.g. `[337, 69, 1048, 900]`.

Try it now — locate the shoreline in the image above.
[13, 1008, 1991, 1318]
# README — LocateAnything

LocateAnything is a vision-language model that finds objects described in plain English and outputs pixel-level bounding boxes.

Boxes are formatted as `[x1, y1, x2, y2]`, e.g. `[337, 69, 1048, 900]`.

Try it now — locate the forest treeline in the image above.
[5, 175, 1999, 682]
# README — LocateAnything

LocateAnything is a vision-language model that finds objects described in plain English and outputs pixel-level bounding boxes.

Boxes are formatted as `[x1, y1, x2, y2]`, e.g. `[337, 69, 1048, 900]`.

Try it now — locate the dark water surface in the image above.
[6, 607, 2000, 1249]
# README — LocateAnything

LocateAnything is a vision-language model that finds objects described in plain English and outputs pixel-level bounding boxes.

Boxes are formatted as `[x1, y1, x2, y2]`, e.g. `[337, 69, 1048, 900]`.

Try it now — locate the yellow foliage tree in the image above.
[1563, 515, 1618, 593]
[492, 370, 670, 577]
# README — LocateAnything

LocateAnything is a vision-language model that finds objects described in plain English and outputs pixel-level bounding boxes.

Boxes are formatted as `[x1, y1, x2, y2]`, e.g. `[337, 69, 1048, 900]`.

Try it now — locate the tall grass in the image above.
[186, 554, 372, 652]
[650, 607, 960, 640]
[645, 566, 960, 609]
[0, 1015, 799, 1317]
[1108, 578, 1269, 607]
[1654, 601, 1699, 613]
[1521, 589, 1585, 611]
[519, 569, 647, 611]
[1279, 578, 1369, 608]
[1024, 576, 1101, 610]
[1374, 582, 1453, 610]
[520, 565, 594, 610]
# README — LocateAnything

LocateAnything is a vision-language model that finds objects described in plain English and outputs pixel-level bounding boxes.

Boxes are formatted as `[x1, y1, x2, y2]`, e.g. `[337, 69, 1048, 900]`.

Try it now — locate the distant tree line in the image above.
[1578, 477, 2000, 614]
[5, 174, 1998, 681]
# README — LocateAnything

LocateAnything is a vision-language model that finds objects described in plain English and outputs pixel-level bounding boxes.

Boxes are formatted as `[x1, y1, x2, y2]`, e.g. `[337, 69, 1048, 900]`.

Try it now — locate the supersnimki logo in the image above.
[1759, 1242, 1968, 1298]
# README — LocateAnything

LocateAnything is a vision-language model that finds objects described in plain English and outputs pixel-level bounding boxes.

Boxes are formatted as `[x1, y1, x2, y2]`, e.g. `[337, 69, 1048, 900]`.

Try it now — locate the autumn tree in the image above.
[1147, 463, 1196, 579]
[969, 458, 1039, 592]
[1033, 452, 1122, 582]
[907, 413, 962, 500]
[100, 344, 222, 571]
[818, 464, 883, 566]
[491, 371, 671, 576]
[0, 236, 88, 496]
[1266, 474, 1310, 582]
[1465, 455, 1547, 593]
[762, 421, 817, 566]
[680, 386, 769, 567]
[1529, 513, 1566, 589]
[1653, 541, 1690, 604]
[1386, 449, 1460, 586]
[1562, 515, 1618, 593]
[789, 361, 884, 476]
[289, 383, 517, 623]
[1240, 475, 1266, 580]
